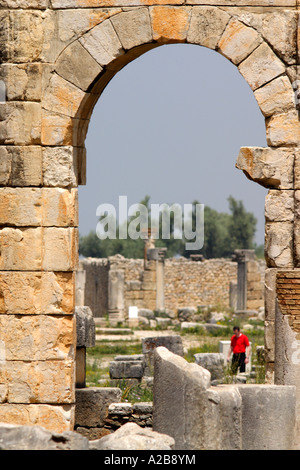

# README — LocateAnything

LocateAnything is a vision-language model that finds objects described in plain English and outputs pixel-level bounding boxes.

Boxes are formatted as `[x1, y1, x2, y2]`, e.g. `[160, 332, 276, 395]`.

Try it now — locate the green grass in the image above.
[87, 342, 142, 357]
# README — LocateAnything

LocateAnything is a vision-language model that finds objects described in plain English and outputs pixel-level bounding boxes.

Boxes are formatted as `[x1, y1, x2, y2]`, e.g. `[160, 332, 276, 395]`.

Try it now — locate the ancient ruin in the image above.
[1, 0, 300, 450]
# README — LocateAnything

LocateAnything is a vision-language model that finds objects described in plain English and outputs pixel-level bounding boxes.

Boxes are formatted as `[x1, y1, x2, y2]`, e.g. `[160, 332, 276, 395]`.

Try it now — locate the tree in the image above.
[226, 195, 257, 254]
[79, 195, 258, 260]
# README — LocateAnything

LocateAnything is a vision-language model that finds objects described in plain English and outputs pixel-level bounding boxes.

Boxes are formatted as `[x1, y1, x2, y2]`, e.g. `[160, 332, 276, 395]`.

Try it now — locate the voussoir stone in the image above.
[187, 6, 230, 50]
[111, 8, 152, 50]
[56, 40, 102, 91]
[238, 42, 286, 91]
[150, 6, 191, 43]
[218, 18, 261, 65]
[254, 75, 295, 117]
[79, 18, 124, 67]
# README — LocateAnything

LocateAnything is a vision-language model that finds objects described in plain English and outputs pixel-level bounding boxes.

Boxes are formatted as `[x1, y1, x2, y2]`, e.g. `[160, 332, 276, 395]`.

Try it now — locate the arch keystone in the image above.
[150, 6, 191, 43]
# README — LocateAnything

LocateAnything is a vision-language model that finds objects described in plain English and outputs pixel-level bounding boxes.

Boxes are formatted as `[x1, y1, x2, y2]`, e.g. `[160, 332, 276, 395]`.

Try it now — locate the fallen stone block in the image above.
[109, 360, 145, 379]
[75, 387, 122, 428]
[89, 422, 174, 450]
[0, 423, 89, 450]
[194, 353, 225, 383]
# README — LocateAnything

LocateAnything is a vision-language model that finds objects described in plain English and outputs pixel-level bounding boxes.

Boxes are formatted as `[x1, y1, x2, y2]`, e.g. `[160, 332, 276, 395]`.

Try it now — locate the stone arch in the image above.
[1, 2, 300, 446]
[44, 7, 297, 150]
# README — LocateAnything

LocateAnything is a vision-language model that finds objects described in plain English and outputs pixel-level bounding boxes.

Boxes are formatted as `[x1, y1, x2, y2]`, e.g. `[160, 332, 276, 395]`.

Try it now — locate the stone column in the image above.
[108, 268, 125, 325]
[147, 247, 167, 311]
[156, 249, 166, 311]
[233, 249, 256, 312]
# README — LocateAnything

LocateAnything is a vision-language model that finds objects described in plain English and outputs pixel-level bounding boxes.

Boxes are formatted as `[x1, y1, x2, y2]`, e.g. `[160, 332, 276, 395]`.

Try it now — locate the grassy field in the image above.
[85, 312, 265, 401]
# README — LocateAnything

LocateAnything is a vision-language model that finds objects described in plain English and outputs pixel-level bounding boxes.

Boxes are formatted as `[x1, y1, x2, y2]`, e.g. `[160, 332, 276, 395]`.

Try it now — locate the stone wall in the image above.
[164, 257, 237, 310]
[77, 252, 265, 319]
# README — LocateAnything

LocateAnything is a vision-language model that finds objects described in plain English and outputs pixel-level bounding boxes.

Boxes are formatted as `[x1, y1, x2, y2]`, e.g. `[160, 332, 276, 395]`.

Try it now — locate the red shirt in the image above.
[231, 333, 249, 354]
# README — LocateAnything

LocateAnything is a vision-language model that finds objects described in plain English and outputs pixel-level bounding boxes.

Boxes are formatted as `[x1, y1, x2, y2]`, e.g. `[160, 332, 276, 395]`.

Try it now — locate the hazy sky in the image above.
[78, 43, 268, 246]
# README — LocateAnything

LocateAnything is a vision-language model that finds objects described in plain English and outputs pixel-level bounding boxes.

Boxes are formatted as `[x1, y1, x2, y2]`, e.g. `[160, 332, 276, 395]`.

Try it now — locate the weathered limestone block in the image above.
[254, 76, 295, 117]
[261, 10, 297, 66]
[0, 188, 78, 227]
[56, 40, 102, 92]
[56, 8, 122, 43]
[153, 347, 242, 450]
[150, 6, 191, 43]
[0, 423, 89, 451]
[111, 8, 152, 50]
[1, 10, 44, 63]
[187, 6, 230, 50]
[79, 18, 124, 67]
[266, 111, 300, 147]
[75, 387, 122, 428]
[218, 18, 261, 65]
[0, 146, 42, 187]
[0, 63, 42, 102]
[0, 227, 78, 271]
[43, 73, 85, 118]
[236, 384, 296, 450]
[194, 353, 225, 382]
[0, 404, 75, 433]
[43, 147, 78, 187]
[0, 102, 41, 145]
[0, 315, 75, 361]
[0, 271, 74, 315]
[238, 42, 286, 91]
[228, 9, 297, 65]
[236, 147, 294, 189]
[0, 227, 42, 271]
[42, 7, 122, 63]
[1, 359, 74, 404]
[142, 335, 184, 375]
[91, 422, 175, 451]
[75, 306, 95, 348]
[109, 360, 145, 379]
[41, 109, 74, 146]
[265, 190, 294, 222]
[265, 222, 293, 268]
[42, 227, 78, 272]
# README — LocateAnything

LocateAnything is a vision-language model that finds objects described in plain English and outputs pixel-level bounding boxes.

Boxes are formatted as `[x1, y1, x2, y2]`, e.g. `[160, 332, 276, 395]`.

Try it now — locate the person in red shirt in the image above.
[227, 326, 251, 374]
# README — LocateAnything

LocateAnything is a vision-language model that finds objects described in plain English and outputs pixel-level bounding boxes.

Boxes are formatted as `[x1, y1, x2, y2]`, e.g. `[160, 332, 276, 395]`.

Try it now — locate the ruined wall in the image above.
[164, 257, 237, 311]
[77, 254, 265, 317]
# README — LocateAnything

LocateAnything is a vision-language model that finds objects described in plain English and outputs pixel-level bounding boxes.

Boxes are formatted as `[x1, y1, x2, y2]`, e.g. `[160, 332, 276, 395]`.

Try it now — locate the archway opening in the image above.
[77, 43, 268, 391]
